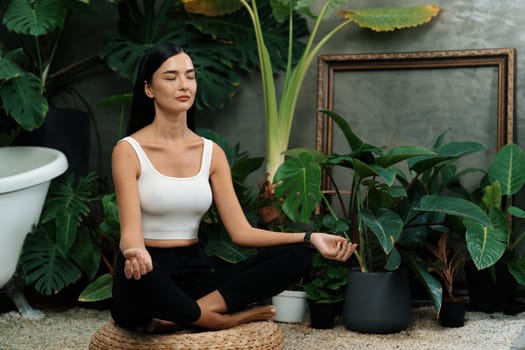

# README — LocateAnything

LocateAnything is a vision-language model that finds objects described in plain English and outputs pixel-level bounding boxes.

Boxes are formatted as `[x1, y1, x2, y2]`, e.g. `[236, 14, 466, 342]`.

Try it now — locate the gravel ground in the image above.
[0, 306, 524, 350]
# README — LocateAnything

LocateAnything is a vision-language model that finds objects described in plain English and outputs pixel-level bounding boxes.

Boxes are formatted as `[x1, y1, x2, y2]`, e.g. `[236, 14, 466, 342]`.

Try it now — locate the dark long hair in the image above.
[126, 43, 197, 135]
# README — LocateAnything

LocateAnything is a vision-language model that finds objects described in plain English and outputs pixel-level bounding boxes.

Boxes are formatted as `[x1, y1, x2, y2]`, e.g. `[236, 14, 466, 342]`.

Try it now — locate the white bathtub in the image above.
[0, 146, 68, 318]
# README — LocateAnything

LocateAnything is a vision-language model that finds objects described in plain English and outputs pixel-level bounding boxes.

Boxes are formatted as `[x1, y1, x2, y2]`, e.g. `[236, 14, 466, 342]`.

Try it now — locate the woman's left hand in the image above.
[310, 232, 357, 262]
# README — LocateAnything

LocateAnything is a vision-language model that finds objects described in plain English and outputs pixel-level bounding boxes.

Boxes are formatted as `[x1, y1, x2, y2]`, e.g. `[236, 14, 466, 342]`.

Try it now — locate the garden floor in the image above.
[1, 294, 525, 350]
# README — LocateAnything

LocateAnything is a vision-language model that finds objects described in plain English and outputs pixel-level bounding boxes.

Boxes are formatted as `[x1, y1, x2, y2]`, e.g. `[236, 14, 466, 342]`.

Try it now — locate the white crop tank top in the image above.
[120, 136, 213, 240]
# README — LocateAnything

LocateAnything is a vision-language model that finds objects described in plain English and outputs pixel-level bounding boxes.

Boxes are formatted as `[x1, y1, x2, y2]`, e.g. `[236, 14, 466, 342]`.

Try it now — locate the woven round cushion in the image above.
[89, 320, 284, 350]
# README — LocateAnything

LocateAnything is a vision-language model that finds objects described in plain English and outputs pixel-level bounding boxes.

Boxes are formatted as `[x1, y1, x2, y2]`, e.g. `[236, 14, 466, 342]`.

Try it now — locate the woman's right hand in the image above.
[122, 248, 153, 280]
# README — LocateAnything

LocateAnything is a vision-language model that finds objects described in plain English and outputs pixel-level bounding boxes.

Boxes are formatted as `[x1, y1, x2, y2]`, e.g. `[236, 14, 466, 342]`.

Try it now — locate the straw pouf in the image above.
[89, 320, 284, 350]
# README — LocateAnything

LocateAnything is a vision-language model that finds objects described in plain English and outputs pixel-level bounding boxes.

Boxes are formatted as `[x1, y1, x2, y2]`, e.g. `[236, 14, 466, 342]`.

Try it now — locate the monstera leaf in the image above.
[273, 151, 324, 224]
[0, 72, 47, 130]
[3, 0, 67, 36]
[21, 225, 82, 296]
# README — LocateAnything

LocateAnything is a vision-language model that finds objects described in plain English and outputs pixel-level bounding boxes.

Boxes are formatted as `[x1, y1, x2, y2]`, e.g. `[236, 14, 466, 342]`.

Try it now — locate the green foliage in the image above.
[303, 252, 347, 304]
[20, 172, 115, 297]
[20, 173, 120, 301]
[197, 129, 264, 263]
[273, 109, 498, 313]
[0, 0, 93, 136]
[184, 0, 441, 179]
[100, 0, 307, 111]
[78, 273, 113, 302]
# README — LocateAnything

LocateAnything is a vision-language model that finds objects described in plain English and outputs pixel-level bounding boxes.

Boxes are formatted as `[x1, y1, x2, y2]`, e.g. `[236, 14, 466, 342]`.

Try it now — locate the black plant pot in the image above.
[343, 269, 413, 334]
[307, 300, 336, 329]
[439, 300, 466, 327]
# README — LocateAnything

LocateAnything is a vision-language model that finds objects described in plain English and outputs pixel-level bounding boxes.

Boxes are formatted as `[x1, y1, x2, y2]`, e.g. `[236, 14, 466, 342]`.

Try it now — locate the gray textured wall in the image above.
[197, 0, 525, 187]
[57, 1, 525, 187]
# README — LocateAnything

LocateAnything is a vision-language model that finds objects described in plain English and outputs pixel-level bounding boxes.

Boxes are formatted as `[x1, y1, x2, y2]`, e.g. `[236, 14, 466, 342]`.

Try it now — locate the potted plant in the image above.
[418, 143, 525, 313]
[273, 109, 489, 332]
[303, 250, 347, 329]
[426, 233, 468, 327]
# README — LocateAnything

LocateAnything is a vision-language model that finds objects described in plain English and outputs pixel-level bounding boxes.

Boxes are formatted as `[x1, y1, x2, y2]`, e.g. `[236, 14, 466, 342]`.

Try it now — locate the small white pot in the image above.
[271, 290, 308, 323]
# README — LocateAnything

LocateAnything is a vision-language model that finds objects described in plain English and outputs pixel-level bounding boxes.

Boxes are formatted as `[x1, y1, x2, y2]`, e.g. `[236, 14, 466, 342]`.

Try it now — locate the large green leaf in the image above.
[21, 227, 82, 295]
[402, 251, 442, 313]
[274, 152, 323, 223]
[0, 53, 23, 80]
[360, 208, 403, 255]
[340, 5, 441, 32]
[464, 208, 509, 270]
[0, 73, 47, 130]
[3, 0, 67, 36]
[415, 195, 491, 226]
[78, 273, 113, 302]
[488, 143, 525, 196]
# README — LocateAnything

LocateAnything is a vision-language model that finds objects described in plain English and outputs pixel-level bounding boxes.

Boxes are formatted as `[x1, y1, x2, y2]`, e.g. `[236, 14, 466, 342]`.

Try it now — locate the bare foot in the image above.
[232, 305, 276, 324]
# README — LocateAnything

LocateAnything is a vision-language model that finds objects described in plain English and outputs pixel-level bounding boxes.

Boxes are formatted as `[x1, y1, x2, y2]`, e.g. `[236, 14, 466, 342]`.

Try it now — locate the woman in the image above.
[110, 43, 356, 333]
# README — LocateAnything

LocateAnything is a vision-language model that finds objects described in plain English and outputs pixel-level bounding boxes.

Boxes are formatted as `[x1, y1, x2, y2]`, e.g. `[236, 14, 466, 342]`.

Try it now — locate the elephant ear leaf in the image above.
[3, 0, 67, 35]
[340, 5, 441, 32]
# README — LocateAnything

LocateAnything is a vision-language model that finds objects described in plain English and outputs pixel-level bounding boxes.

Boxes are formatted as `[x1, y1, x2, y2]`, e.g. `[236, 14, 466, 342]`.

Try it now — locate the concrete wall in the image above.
[55, 1, 525, 189]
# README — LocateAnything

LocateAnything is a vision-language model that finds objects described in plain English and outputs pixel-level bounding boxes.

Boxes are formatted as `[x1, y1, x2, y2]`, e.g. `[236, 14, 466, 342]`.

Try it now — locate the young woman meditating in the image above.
[110, 43, 356, 333]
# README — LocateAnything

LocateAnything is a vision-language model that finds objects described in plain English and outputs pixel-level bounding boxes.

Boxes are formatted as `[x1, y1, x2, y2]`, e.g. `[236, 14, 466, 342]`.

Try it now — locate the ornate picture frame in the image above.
[316, 48, 516, 160]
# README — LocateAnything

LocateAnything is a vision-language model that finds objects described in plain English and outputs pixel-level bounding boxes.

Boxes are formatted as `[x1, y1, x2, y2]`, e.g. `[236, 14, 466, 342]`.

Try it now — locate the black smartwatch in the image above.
[303, 229, 313, 247]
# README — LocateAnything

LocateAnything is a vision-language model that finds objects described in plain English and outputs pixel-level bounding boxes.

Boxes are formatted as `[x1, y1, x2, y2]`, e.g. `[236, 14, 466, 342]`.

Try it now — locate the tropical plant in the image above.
[19, 172, 117, 299]
[0, 0, 101, 144]
[303, 250, 347, 304]
[418, 143, 525, 286]
[197, 128, 265, 263]
[100, 0, 308, 112]
[426, 233, 467, 301]
[79, 192, 120, 302]
[273, 109, 491, 313]
[183, 0, 441, 181]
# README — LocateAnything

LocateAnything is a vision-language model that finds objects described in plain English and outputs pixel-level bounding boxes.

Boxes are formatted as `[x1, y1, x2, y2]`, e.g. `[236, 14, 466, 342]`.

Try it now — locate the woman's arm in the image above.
[209, 143, 356, 261]
[112, 141, 153, 279]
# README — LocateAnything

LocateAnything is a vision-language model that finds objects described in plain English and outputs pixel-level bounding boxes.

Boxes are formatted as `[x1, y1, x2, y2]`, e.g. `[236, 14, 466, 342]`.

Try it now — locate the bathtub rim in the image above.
[0, 146, 69, 193]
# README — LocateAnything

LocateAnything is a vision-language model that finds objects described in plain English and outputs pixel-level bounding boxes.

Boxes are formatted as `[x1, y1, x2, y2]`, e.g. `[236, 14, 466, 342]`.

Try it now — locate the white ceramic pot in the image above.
[271, 290, 308, 323]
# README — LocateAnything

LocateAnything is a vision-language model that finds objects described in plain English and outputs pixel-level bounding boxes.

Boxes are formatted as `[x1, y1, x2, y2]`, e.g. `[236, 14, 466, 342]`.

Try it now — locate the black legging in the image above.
[110, 243, 312, 330]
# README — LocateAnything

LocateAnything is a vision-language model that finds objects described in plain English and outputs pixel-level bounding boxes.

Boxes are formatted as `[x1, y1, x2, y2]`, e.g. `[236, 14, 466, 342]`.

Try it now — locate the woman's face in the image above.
[145, 52, 197, 114]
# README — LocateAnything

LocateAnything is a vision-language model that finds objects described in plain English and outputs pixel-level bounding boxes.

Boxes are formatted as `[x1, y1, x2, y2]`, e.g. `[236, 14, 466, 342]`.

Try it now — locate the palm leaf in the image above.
[340, 5, 441, 32]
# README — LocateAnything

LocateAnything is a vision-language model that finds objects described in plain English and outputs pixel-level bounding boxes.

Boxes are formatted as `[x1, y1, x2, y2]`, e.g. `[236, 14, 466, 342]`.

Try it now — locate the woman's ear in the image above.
[144, 81, 154, 98]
